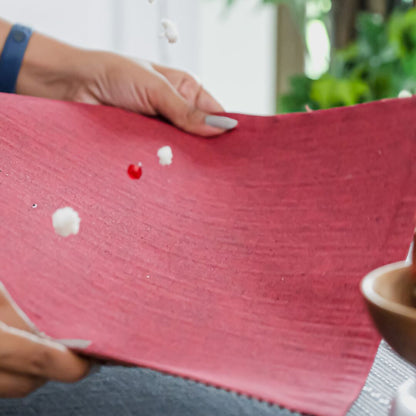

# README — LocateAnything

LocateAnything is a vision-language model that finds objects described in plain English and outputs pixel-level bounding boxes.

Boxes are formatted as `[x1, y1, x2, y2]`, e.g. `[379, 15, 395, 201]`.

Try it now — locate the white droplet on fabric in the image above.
[32, 203, 37, 208]
[157, 145, 173, 166]
[52, 207, 81, 237]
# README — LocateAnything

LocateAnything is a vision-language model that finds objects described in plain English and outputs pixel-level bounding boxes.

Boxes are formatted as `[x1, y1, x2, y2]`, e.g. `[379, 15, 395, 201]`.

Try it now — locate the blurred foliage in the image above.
[280, 8, 416, 112]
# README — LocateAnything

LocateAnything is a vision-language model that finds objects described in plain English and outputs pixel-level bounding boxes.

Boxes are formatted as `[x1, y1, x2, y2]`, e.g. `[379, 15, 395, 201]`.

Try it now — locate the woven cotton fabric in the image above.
[1, 93, 415, 416]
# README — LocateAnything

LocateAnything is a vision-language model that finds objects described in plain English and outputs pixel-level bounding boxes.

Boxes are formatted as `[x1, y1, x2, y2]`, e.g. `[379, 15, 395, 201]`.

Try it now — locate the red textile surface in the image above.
[1, 93, 415, 416]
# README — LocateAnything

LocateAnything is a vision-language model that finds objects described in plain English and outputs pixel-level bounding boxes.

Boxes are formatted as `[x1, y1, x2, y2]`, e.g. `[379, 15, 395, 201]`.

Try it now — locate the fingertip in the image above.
[60, 350, 92, 382]
[205, 115, 238, 130]
[181, 111, 227, 137]
[181, 113, 239, 137]
[36, 337, 91, 382]
[153, 84, 235, 137]
[194, 125, 228, 137]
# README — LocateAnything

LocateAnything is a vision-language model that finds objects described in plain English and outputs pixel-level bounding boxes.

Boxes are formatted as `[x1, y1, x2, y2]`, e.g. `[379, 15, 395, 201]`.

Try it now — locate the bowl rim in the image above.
[360, 261, 416, 319]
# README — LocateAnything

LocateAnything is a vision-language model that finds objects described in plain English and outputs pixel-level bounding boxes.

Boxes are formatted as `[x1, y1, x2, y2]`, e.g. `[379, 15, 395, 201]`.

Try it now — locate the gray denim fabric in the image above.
[0, 340, 414, 416]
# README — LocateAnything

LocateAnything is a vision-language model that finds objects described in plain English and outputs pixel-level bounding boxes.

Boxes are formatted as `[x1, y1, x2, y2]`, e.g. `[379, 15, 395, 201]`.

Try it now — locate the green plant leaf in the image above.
[310, 75, 370, 109]
[388, 8, 416, 57]
[279, 75, 315, 112]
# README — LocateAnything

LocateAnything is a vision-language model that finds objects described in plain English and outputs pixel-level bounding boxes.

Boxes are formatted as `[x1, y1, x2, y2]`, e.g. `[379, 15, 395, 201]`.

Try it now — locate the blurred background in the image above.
[2, 0, 416, 115]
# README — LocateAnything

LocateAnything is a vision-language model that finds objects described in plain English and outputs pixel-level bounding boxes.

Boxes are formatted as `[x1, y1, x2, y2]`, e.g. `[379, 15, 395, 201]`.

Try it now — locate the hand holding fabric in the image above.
[14, 28, 237, 136]
[0, 283, 90, 398]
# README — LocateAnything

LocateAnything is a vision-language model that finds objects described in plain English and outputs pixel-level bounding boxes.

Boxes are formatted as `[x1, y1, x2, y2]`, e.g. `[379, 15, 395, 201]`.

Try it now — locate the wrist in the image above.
[15, 32, 90, 101]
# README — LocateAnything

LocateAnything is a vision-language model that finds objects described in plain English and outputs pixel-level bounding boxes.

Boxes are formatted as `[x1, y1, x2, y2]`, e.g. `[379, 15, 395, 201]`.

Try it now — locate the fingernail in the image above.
[205, 115, 238, 130]
[56, 339, 92, 349]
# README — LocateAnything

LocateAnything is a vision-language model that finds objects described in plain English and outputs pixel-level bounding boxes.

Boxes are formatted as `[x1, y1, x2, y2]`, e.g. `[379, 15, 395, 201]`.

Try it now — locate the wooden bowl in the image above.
[361, 261, 416, 366]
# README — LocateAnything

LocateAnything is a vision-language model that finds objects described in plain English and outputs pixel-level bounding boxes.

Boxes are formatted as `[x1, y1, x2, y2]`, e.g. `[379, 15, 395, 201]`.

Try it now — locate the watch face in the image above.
[12, 30, 26, 43]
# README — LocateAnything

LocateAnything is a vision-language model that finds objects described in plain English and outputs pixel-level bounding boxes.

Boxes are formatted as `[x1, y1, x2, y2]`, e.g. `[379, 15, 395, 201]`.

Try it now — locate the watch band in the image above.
[0, 24, 33, 94]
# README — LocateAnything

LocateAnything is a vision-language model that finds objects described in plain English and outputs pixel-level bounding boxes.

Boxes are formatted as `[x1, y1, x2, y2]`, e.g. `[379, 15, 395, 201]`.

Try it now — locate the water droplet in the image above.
[127, 163, 142, 180]
[32, 203, 37, 208]
[370, 392, 381, 399]
[146, 274, 150, 279]
[362, 386, 372, 392]
[379, 398, 390, 405]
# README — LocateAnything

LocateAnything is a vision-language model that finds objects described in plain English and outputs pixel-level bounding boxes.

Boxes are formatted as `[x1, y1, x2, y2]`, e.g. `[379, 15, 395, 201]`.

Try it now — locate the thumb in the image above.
[0, 321, 90, 383]
[152, 80, 238, 136]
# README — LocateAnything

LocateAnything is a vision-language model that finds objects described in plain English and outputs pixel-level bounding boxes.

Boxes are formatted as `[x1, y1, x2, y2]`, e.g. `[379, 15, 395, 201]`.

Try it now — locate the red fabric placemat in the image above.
[1, 93, 415, 416]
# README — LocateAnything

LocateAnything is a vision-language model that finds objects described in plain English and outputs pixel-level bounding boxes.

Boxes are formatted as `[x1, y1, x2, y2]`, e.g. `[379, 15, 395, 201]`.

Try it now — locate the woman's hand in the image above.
[15, 30, 237, 136]
[0, 283, 90, 398]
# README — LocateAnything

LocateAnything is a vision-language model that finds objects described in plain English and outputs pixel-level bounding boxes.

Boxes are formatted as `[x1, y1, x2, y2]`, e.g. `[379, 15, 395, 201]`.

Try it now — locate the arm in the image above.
[0, 19, 238, 136]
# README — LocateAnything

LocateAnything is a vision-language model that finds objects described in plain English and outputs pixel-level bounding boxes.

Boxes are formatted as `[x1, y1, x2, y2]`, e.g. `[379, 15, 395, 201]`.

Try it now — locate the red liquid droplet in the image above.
[127, 163, 142, 180]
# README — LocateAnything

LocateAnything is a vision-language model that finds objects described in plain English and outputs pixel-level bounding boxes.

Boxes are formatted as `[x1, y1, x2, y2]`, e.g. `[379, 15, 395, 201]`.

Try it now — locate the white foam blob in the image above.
[157, 145, 173, 166]
[52, 207, 81, 237]
[161, 19, 179, 44]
